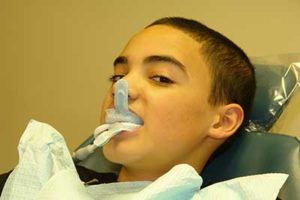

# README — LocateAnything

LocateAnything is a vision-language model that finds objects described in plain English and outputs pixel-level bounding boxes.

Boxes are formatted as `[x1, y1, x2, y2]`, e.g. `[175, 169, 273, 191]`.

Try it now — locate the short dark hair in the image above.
[147, 17, 256, 131]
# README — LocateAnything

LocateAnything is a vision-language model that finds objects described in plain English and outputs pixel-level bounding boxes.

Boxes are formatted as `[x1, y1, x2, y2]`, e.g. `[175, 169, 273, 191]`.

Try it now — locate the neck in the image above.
[117, 156, 208, 182]
[117, 165, 166, 182]
[117, 137, 223, 182]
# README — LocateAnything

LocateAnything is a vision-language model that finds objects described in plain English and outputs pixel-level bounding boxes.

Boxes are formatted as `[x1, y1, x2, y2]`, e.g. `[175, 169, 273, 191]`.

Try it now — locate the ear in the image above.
[208, 103, 244, 139]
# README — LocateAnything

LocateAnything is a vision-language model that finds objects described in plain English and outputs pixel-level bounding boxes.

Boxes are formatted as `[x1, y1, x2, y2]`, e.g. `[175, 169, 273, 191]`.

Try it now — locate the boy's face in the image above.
[101, 25, 218, 172]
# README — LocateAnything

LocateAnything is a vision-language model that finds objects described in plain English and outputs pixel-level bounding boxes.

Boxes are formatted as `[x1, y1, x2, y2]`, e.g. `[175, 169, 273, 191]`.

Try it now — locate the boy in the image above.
[100, 17, 255, 182]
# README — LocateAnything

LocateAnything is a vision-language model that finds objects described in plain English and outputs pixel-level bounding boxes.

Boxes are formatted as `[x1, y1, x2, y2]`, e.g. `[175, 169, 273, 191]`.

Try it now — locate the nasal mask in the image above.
[72, 79, 143, 163]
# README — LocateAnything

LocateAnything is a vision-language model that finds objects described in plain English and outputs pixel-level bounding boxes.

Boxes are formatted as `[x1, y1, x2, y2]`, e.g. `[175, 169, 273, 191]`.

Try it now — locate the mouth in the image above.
[105, 107, 144, 125]
[112, 125, 142, 140]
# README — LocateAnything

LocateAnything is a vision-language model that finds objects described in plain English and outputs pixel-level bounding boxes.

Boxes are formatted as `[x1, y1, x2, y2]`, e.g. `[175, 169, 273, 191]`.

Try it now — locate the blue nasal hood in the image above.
[105, 79, 143, 125]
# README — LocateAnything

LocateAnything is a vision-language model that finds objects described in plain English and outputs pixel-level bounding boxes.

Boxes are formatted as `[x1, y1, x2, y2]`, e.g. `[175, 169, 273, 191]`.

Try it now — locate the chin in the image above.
[103, 142, 135, 165]
[102, 128, 144, 162]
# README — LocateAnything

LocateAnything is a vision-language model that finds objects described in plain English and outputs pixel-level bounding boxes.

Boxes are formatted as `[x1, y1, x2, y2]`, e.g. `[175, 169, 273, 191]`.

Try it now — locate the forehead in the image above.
[120, 25, 209, 77]
[122, 25, 199, 58]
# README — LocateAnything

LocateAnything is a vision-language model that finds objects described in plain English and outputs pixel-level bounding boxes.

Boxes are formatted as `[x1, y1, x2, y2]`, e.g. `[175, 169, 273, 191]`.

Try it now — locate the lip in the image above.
[113, 126, 141, 140]
[128, 109, 142, 121]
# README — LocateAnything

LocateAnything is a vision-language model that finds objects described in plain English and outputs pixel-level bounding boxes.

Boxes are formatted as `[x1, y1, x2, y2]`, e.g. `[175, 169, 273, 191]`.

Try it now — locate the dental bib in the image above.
[73, 79, 143, 162]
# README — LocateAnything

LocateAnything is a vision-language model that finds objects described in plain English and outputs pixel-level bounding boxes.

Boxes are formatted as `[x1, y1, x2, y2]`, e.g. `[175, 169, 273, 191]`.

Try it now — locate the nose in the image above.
[111, 77, 139, 102]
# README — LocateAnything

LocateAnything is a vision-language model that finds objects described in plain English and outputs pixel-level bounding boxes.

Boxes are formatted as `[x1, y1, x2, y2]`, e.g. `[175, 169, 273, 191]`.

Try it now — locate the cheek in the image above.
[100, 90, 113, 123]
[145, 95, 209, 143]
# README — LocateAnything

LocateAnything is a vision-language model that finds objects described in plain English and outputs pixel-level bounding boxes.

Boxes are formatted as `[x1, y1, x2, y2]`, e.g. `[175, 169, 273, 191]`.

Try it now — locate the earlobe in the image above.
[208, 104, 244, 139]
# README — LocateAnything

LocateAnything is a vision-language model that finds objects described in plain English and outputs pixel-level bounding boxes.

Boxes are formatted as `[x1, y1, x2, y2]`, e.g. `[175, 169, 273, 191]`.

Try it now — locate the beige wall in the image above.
[1, 0, 300, 172]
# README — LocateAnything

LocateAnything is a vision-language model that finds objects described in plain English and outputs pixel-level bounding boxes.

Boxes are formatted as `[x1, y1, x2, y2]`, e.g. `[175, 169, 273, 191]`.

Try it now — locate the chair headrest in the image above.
[246, 63, 298, 132]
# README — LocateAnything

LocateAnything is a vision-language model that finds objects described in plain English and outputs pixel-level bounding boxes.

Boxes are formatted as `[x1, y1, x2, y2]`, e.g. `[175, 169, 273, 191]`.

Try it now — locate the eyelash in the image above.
[150, 75, 174, 84]
[109, 75, 124, 83]
[109, 75, 174, 85]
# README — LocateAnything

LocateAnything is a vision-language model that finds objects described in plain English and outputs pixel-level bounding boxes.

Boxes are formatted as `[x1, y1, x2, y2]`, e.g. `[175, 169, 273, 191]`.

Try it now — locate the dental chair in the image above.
[74, 61, 300, 200]
[200, 62, 300, 200]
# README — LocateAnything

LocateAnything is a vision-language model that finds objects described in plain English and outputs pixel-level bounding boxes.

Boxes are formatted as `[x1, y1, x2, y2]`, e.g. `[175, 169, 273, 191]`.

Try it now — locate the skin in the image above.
[100, 25, 244, 182]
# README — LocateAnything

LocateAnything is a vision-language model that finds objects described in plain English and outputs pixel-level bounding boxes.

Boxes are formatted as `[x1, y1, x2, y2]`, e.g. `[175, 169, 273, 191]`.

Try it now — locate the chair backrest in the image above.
[201, 132, 300, 200]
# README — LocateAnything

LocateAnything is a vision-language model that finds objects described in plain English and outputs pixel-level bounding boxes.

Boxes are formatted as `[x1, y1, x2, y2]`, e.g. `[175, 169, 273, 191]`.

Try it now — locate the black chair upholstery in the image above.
[246, 63, 298, 132]
[201, 132, 300, 200]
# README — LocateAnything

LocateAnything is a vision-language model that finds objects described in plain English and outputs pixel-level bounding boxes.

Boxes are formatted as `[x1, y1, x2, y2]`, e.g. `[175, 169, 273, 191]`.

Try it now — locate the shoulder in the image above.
[0, 165, 117, 196]
[75, 165, 118, 185]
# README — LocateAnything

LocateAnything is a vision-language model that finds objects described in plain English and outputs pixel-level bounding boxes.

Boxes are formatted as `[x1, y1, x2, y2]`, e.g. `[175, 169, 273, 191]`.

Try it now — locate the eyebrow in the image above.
[113, 56, 128, 66]
[144, 55, 186, 73]
[113, 55, 186, 73]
